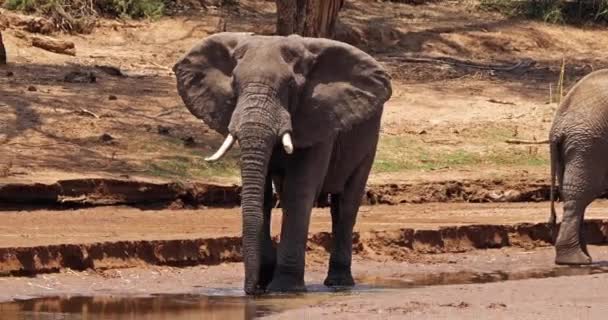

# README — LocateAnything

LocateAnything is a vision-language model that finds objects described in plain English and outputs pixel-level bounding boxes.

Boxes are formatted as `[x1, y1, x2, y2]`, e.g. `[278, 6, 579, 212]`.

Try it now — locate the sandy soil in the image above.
[2, 201, 608, 248]
[1, 0, 608, 185]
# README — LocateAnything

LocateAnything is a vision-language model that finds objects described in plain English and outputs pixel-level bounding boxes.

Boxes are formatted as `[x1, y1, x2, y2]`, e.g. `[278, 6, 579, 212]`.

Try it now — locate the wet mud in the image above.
[2, 263, 608, 320]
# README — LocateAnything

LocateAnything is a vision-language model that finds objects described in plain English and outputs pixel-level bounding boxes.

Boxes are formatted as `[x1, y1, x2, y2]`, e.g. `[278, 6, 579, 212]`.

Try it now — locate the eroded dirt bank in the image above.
[0, 177, 597, 208]
[2, 202, 608, 275]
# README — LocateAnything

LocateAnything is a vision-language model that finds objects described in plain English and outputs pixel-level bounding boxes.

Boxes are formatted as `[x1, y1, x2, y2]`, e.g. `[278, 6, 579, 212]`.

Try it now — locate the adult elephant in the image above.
[173, 32, 392, 294]
[549, 69, 608, 265]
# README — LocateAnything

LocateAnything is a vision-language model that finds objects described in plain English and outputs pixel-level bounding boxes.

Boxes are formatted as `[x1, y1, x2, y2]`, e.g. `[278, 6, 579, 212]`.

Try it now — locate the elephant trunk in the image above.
[233, 91, 290, 294]
[239, 126, 274, 294]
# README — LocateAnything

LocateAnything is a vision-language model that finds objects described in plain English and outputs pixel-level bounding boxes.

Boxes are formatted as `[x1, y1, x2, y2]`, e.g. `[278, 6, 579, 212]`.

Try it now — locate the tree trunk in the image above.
[0, 31, 6, 65]
[275, 0, 344, 38]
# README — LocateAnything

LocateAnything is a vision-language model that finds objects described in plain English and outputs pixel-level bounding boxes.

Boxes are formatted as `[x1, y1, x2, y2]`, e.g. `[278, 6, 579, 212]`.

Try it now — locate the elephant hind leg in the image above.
[324, 152, 375, 287]
[555, 199, 593, 265]
[555, 154, 605, 265]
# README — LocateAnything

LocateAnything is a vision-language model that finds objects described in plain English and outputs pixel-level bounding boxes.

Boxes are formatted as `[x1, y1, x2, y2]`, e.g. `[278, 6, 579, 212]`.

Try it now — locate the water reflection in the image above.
[0, 286, 371, 320]
[358, 264, 608, 288]
[1, 294, 280, 320]
[2, 264, 608, 319]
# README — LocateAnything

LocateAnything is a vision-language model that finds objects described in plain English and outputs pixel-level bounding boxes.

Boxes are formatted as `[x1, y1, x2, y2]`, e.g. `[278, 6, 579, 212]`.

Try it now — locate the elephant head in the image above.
[173, 32, 391, 294]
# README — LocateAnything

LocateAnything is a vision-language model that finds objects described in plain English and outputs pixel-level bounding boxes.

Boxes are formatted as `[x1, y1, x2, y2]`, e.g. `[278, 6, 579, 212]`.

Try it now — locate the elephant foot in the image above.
[555, 247, 592, 265]
[258, 263, 276, 290]
[258, 247, 277, 290]
[267, 270, 306, 293]
[324, 272, 355, 288]
[244, 283, 266, 296]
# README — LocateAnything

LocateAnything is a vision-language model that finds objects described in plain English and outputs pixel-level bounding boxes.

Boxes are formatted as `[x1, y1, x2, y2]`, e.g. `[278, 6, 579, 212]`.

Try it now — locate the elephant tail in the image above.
[549, 137, 563, 244]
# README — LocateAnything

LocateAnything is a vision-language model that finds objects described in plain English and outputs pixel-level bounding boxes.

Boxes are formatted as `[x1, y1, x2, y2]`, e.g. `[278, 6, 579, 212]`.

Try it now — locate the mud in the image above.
[1, 219, 607, 276]
[1, 177, 602, 209]
[2, 246, 608, 319]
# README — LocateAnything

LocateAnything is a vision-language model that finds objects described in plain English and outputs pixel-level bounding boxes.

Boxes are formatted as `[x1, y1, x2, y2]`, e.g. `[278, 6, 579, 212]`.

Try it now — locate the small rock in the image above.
[108, 95, 117, 101]
[182, 136, 195, 147]
[441, 302, 470, 308]
[168, 199, 185, 210]
[418, 129, 427, 135]
[503, 189, 522, 202]
[99, 133, 114, 143]
[95, 65, 124, 77]
[6, 71, 14, 77]
[27, 85, 37, 92]
[157, 125, 171, 135]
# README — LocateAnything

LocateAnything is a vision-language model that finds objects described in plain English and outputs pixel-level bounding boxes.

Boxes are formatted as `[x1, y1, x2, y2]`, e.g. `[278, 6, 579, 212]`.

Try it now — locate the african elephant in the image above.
[549, 69, 608, 265]
[173, 32, 392, 294]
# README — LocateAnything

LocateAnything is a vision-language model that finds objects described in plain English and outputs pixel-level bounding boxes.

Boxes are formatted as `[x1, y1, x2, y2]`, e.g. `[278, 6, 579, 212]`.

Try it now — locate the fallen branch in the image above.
[385, 54, 535, 72]
[31, 35, 76, 56]
[505, 139, 549, 145]
[488, 98, 515, 105]
[155, 108, 179, 117]
[77, 108, 100, 119]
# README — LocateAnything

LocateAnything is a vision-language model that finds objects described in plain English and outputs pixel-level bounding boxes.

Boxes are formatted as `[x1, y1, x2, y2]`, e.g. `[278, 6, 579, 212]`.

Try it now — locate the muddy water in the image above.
[0, 288, 372, 320]
[2, 265, 608, 319]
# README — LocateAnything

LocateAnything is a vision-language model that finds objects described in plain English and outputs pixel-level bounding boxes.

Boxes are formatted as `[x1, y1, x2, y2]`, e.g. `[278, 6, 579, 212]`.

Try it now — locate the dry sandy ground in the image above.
[2, 201, 608, 248]
[1, 246, 607, 319]
[2, 0, 608, 185]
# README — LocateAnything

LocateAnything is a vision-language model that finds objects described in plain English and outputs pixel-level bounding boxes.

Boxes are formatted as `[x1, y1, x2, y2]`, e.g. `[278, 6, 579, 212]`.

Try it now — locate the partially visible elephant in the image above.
[549, 69, 608, 265]
[173, 32, 392, 294]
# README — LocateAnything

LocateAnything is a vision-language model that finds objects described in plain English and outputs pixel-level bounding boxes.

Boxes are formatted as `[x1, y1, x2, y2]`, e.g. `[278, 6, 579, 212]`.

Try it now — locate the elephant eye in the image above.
[280, 47, 298, 64]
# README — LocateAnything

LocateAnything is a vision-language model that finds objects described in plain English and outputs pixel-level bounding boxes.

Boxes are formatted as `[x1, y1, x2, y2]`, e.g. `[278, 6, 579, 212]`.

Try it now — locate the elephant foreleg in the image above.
[325, 152, 375, 287]
[267, 144, 333, 292]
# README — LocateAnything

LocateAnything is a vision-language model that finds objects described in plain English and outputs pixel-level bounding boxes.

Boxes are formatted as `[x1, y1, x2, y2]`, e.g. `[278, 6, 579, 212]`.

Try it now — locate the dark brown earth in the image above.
[0, 176, 603, 208]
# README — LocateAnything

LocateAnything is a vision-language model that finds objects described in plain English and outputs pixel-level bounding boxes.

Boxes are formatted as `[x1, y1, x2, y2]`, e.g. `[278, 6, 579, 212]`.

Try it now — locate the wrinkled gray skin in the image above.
[173, 32, 392, 294]
[549, 69, 608, 265]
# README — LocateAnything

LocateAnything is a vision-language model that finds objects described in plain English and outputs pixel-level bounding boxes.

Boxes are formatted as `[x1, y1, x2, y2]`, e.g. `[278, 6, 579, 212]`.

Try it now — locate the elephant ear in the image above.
[173, 32, 252, 135]
[293, 38, 392, 147]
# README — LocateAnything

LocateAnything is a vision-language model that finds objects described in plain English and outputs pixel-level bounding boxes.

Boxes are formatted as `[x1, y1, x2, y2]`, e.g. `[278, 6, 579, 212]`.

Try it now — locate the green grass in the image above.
[100, 0, 165, 19]
[128, 135, 240, 182]
[5, 0, 165, 19]
[145, 155, 240, 181]
[372, 127, 549, 174]
[130, 125, 549, 181]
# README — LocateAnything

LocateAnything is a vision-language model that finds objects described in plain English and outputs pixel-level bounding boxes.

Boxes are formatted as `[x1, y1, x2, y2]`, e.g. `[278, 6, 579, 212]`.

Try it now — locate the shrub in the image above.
[4, 0, 165, 33]
[479, 0, 608, 24]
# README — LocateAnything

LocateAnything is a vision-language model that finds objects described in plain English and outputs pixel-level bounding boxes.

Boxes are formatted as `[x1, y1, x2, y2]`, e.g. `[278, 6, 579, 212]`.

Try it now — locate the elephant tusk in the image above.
[205, 134, 235, 162]
[282, 133, 294, 155]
